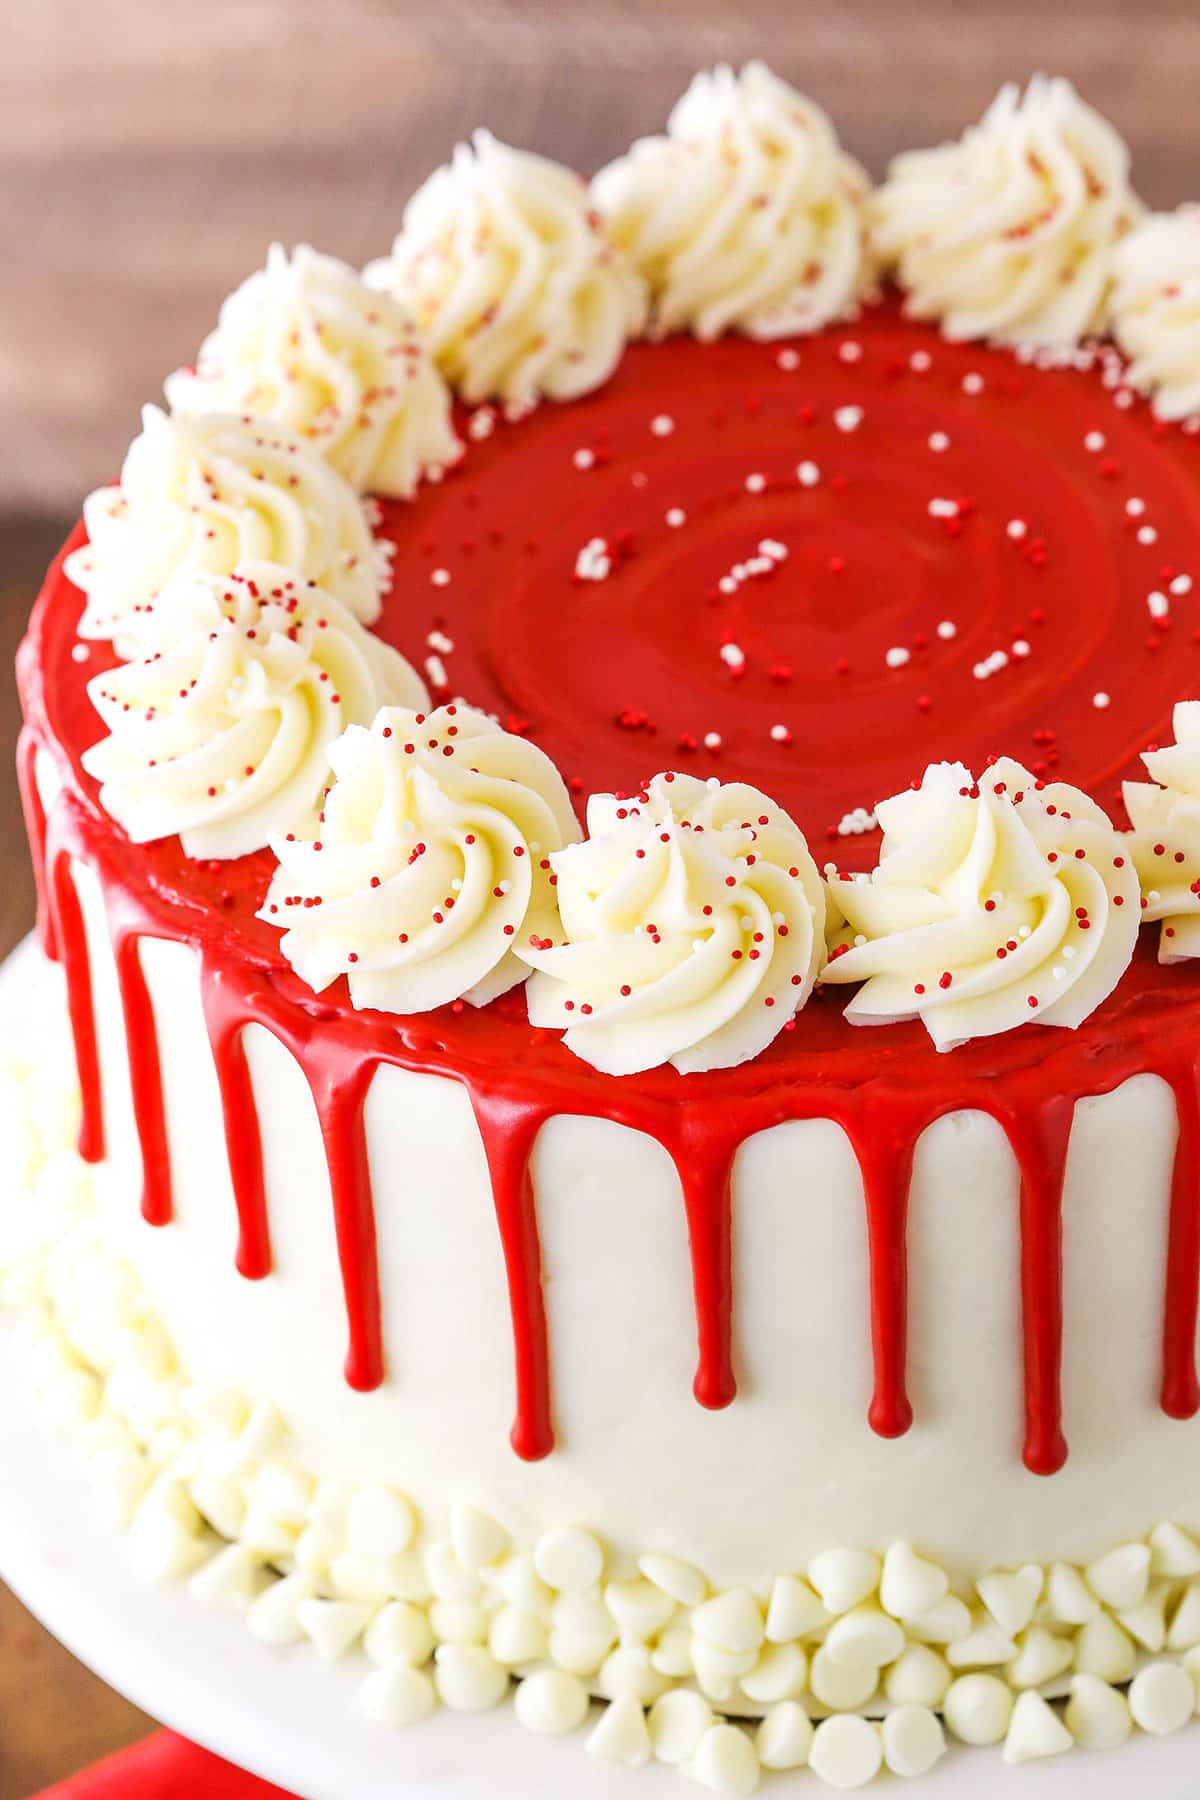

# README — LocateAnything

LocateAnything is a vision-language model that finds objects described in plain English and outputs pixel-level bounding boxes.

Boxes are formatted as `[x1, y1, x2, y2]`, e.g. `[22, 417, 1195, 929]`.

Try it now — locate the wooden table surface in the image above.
[0, 1, 1196, 1791]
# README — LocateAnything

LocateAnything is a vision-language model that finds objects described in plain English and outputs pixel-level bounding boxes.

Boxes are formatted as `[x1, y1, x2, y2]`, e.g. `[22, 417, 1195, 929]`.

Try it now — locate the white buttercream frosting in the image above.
[871, 76, 1141, 348]
[822, 759, 1139, 1050]
[1112, 208, 1200, 422]
[364, 132, 647, 407]
[81, 564, 425, 861]
[1124, 701, 1200, 961]
[591, 61, 873, 342]
[64, 408, 390, 657]
[260, 704, 581, 1013]
[165, 245, 462, 497]
[517, 772, 825, 1075]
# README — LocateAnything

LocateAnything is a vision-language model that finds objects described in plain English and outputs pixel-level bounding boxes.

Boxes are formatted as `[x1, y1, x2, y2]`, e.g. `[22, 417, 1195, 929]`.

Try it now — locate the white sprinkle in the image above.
[745, 471, 767, 493]
[574, 537, 611, 582]
[910, 350, 932, 373]
[426, 629, 454, 654]
[1018, 925, 1031, 939]
[717, 575, 737, 595]
[71, 642, 91, 664]
[834, 405, 864, 433]
[962, 372, 985, 395]
[776, 347, 800, 371]
[797, 460, 821, 487]
[1084, 430, 1106, 452]
[467, 406, 496, 441]
[839, 341, 863, 364]
[758, 538, 788, 561]
[1148, 591, 1170, 620]
[1012, 639, 1031, 658]
[720, 643, 746, 670]
[430, 568, 451, 588]
[1114, 388, 1135, 410]
[1126, 496, 1147, 517]
[631, 471, 648, 489]
[1093, 691, 1111, 709]
[1063, 945, 1077, 960]
[885, 646, 911, 669]
[928, 431, 951, 452]
[928, 497, 958, 519]
[1170, 575, 1193, 596]
[665, 507, 687, 528]
[572, 448, 595, 471]
[497, 880, 511, 895]
[424, 654, 448, 690]
[937, 620, 957, 641]
[770, 723, 791, 744]
[703, 732, 722, 751]
[650, 414, 674, 437]
[1138, 525, 1159, 546]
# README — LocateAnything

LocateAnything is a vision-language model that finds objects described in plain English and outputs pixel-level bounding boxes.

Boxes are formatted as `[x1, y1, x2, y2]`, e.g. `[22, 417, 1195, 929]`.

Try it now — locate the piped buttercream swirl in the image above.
[871, 76, 1141, 349]
[1112, 207, 1200, 422]
[81, 564, 425, 861]
[64, 408, 390, 657]
[1124, 701, 1200, 961]
[591, 61, 874, 342]
[822, 759, 1139, 1050]
[259, 704, 580, 1013]
[165, 245, 462, 497]
[364, 131, 647, 407]
[517, 772, 825, 1075]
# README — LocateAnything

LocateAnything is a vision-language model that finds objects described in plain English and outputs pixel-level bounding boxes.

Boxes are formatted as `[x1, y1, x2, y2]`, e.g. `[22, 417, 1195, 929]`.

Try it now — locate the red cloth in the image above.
[33, 1730, 302, 1799]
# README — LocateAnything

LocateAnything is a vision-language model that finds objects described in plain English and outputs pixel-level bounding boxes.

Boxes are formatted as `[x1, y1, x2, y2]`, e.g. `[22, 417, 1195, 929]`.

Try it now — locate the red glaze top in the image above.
[17, 298, 1200, 1479]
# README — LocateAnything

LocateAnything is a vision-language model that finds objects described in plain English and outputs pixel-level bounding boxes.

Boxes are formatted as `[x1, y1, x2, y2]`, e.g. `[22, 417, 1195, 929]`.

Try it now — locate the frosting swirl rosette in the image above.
[870, 76, 1141, 348]
[822, 759, 1140, 1050]
[65, 407, 390, 657]
[516, 772, 825, 1076]
[81, 563, 425, 860]
[165, 245, 461, 497]
[591, 61, 874, 341]
[1112, 207, 1200, 422]
[259, 704, 580, 1013]
[364, 131, 647, 407]
[1123, 702, 1200, 961]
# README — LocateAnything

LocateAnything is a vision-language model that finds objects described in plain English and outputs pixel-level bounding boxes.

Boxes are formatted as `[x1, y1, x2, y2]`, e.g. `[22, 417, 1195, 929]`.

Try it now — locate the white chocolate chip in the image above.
[488, 1604, 548, 1667]
[884, 1643, 951, 1707]
[808, 1548, 881, 1615]
[1064, 1673, 1132, 1749]
[808, 1713, 883, 1789]
[881, 1704, 945, 1777]
[1086, 1541, 1150, 1610]
[297, 1597, 373, 1663]
[681, 1722, 760, 1796]
[534, 1525, 604, 1592]
[598, 1645, 671, 1706]
[365, 1601, 434, 1668]
[1075, 1611, 1136, 1682]
[739, 1641, 808, 1705]
[450, 1503, 509, 1571]
[946, 1619, 1018, 1668]
[1129, 1661, 1195, 1735]
[1002, 1690, 1073, 1763]
[347, 1485, 415, 1557]
[1119, 1581, 1171, 1652]
[358, 1660, 436, 1728]
[639, 1551, 708, 1608]
[765, 1573, 830, 1642]
[1150, 1521, 1200, 1578]
[692, 1587, 764, 1655]
[880, 1542, 948, 1620]
[649, 1689, 713, 1764]
[514, 1668, 589, 1736]
[189, 1543, 265, 1612]
[809, 1644, 878, 1710]
[756, 1700, 813, 1771]
[691, 1638, 757, 1703]
[246, 1572, 312, 1647]
[906, 1594, 972, 1644]
[976, 1564, 1042, 1635]
[433, 1643, 509, 1712]
[1168, 1580, 1200, 1650]
[943, 1672, 1014, 1745]
[824, 1605, 905, 1669]
[1006, 1625, 1073, 1689]
[1045, 1563, 1098, 1625]
[604, 1578, 675, 1645]
[586, 1694, 652, 1767]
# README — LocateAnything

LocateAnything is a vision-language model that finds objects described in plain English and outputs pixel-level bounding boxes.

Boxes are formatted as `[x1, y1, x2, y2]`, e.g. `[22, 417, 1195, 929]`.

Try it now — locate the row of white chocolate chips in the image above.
[7, 1099, 1200, 1795]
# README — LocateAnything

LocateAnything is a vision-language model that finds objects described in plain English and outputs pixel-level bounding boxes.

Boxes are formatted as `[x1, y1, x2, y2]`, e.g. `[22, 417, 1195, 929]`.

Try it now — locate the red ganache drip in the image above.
[15, 303, 1200, 1476]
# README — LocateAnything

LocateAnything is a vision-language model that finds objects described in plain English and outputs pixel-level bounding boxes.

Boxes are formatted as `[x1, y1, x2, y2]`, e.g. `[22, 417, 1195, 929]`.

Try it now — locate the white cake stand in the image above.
[0, 934, 1195, 1799]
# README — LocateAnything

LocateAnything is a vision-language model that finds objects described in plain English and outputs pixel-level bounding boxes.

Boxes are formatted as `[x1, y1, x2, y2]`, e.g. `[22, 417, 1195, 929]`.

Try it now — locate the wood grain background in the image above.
[0, 1, 1195, 1791]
